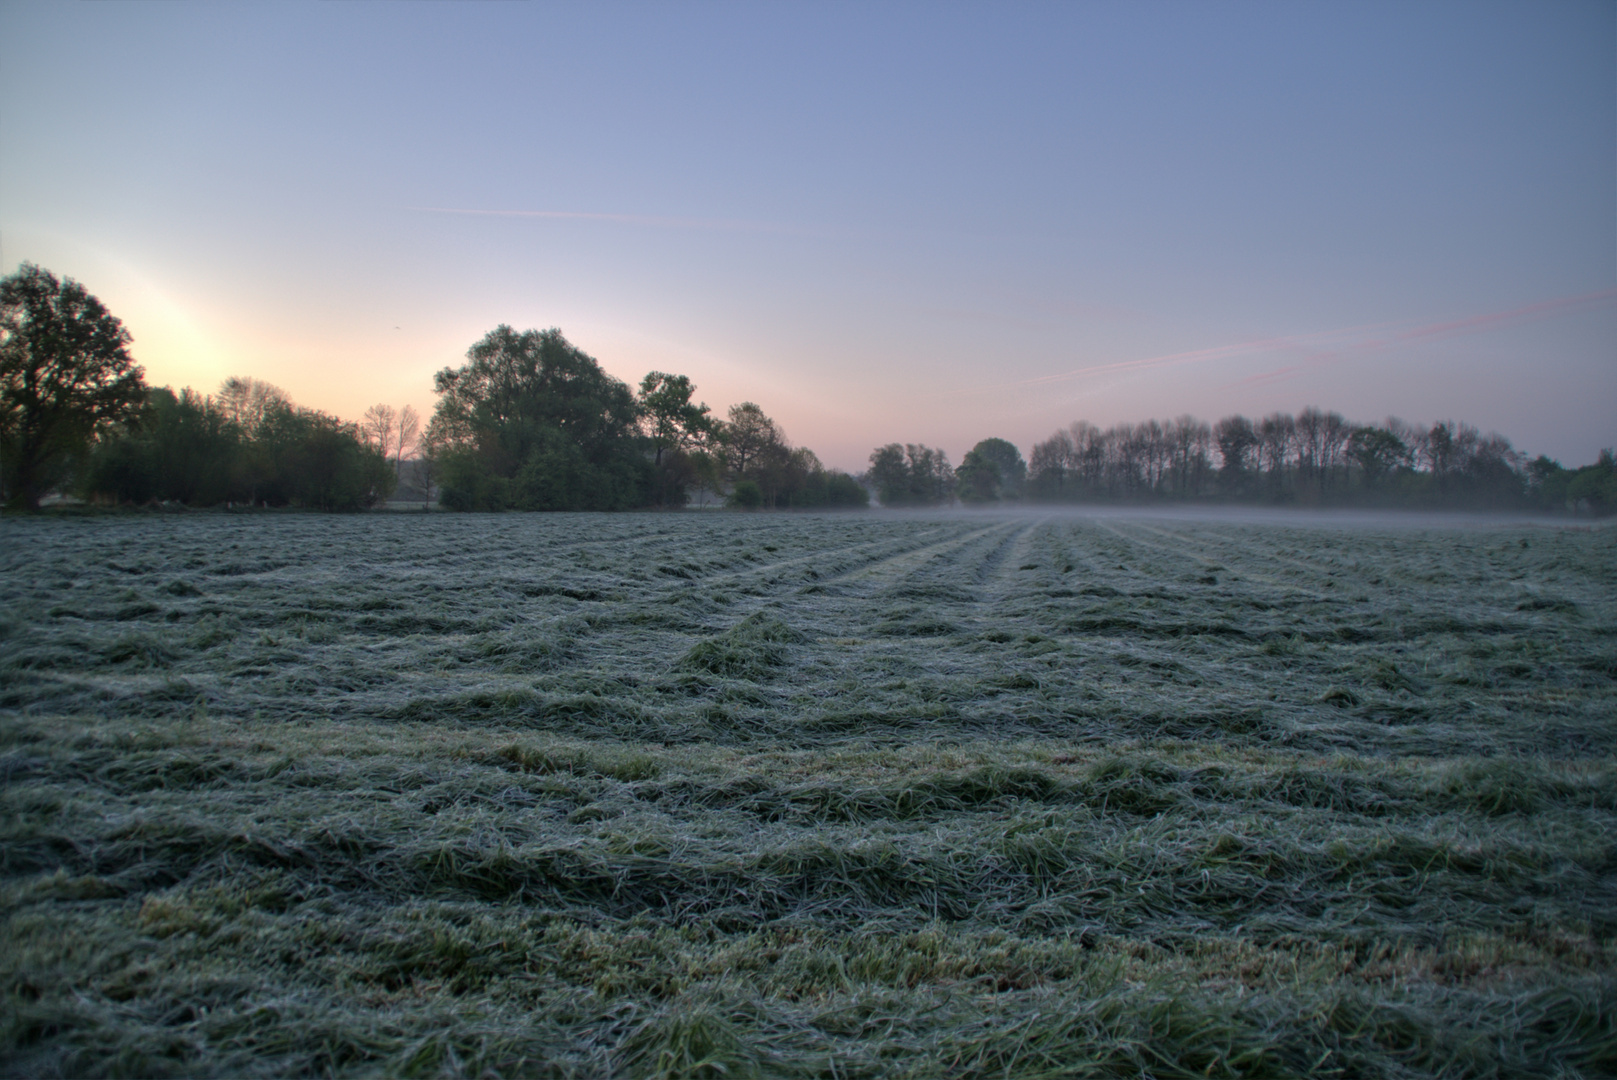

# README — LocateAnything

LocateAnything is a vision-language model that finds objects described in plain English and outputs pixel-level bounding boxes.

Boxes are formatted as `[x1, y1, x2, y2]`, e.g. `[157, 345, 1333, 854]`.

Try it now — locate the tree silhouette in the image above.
[427, 326, 646, 511]
[957, 437, 1027, 503]
[639, 373, 716, 506]
[1, 264, 146, 508]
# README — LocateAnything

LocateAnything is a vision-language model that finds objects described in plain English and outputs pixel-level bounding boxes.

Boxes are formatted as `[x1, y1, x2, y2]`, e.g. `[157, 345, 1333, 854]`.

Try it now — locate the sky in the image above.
[1, 1, 1612, 472]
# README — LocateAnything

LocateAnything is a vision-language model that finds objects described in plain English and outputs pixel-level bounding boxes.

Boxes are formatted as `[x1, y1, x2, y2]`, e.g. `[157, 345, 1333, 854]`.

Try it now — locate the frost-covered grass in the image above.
[2, 511, 1614, 1077]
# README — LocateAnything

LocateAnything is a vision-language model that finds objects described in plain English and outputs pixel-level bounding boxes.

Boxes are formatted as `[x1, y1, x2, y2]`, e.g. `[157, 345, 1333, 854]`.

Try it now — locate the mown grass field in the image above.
[2, 510, 1614, 1078]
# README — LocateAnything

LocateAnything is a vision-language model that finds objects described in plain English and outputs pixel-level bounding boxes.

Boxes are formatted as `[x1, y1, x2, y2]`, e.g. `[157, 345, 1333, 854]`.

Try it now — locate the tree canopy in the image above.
[639, 372, 717, 506]
[867, 443, 954, 507]
[1, 264, 146, 508]
[81, 380, 395, 510]
[1021, 408, 1591, 512]
[427, 326, 649, 511]
[956, 437, 1026, 503]
[715, 402, 866, 509]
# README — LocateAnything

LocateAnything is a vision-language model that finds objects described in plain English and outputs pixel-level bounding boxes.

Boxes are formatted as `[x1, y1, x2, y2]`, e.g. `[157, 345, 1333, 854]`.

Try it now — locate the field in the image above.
[2, 510, 1615, 1078]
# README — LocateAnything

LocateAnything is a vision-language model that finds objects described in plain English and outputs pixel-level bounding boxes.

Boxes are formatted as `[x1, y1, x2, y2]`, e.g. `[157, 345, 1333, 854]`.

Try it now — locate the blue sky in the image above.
[2, 1, 1612, 470]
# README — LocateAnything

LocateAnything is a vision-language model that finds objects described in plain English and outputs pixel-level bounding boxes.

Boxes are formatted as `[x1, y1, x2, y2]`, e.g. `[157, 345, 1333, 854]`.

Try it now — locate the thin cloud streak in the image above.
[1385, 288, 1617, 345]
[1231, 363, 1316, 389]
[953, 318, 1411, 397]
[408, 206, 817, 236]
[1219, 288, 1617, 391]
[975, 288, 1617, 396]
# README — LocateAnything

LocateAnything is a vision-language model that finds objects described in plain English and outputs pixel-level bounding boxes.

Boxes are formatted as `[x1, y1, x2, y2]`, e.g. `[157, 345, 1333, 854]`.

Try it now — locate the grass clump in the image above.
[678, 610, 805, 680]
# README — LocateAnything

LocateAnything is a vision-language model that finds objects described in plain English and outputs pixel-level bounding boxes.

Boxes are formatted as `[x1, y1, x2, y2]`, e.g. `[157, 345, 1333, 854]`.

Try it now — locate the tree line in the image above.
[853, 416, 1614, 515]
[860, 438, 1027, 508]
[420, 325, 866, 511]
[79, 378, 398, 511]
[1019, 410, 1614, 514]
[0, 265, 398, 510]
[3, 264, 1609, 515]
[0, 266, 867, 511]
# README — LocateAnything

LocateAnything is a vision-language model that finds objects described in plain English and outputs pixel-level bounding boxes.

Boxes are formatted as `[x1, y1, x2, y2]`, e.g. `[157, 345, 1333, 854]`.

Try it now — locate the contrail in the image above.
[407, 206, 814, 236]
[961, 317, 1407, 395]
[1383, 288, 1616, 345]
[984, 287, 1617, 394]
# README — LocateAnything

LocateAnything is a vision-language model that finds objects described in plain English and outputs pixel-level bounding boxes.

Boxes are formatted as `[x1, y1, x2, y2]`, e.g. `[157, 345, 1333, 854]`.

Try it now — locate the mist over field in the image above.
[3, 510, 1614, 1076]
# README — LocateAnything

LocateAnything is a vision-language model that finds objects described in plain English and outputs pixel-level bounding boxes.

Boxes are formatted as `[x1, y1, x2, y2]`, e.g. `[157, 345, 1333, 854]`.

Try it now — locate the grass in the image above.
[1, 510, 1614, 1077]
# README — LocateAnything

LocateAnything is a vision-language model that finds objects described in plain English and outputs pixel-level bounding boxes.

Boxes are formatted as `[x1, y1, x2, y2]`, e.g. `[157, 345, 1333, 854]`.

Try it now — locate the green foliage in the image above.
[867, 444, 908, 505]
[1213, 415, 1258, 492]
[640, 372, 718, 507]
[868, 443, 954, 506]
[80, 384, 394, 510]
[824, 471, 870, 507]
[778, 468, 868, 509]
[1348, 426, 1409, 485]
[0, 264, 147, 509]
[1532, 450, 1617, 517]
[956, 437, 1027, 504]
[262, 407, 397, 511]
[429, 326, 650, 511]
[717, 402, 782, 485]
[1567, 450, 1617, 515]
[81, 388, 237, 505]
[1025, 409, 1550, 512]
[726, 478, 763, 509]
[706, 403, 862, 511]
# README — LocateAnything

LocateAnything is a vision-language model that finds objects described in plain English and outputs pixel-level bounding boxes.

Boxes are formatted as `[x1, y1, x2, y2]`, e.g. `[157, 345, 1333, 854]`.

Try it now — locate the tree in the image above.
[867, 443, 953, 507]
[778, 463, 868, 509]
[361, 404, 399, 461]
[0, 264, 146, 508]
[823, 472, 870, 508]
[250, 401, 394, 510]
[1257, 413, 1296, 499]
[957, 437, 1027, 503]
[393, 405, 420, 475]
[415, 425, 443, 509]
[361, 403, 421, 481]
[727, 478, 763, 509]
[217, 376, 290, 438]
[907, 444, 954, 505]
[426, 326, 648, 511]
[867, 444, 910, 506]
[1214, 415, 1257, 495]
[1565, 449, 1617, 516]
[639, 373, 715, 465]
[81, 387, 242, 506]
[639, 372, 716, 506]
[1347, 426, 1408, 489]
[80, 379, 394, 510]
[720, 402, 783, 482]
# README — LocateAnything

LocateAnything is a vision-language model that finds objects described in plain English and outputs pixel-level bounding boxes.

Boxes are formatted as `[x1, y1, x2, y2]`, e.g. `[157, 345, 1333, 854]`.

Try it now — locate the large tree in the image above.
[1214, 415, 1258, 492]
[0, 264, 146, 508]
[639, 373, 715, 465]
[719, 402, 783, 483]
[956, 437, 1026, 503]
[217, 376, 290, 438]
[427, 326, 648, 510]
[361, 404, 399, 462]
[867, 442, 954, 507]
[639, 372, 716, 506]
[1347, 426, 1408, 489]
